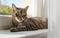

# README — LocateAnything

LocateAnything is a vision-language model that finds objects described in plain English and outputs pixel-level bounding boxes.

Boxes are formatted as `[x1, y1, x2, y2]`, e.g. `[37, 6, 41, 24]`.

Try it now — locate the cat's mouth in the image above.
[15, 17, 24, 22]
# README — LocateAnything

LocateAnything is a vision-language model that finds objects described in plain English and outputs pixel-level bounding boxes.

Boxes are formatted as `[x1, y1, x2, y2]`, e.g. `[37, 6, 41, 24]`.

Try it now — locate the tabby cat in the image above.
[10, 4, 48, 32]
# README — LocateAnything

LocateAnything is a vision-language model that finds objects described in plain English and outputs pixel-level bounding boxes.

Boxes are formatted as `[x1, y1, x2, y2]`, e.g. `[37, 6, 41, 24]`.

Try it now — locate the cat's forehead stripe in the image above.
[17, 8, 23, 10]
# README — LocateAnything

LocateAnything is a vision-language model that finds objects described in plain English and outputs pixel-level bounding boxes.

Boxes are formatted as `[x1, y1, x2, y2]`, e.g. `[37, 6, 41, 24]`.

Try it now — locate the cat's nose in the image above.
[20, 18, 23, 20]
[20, 19, 22, 20]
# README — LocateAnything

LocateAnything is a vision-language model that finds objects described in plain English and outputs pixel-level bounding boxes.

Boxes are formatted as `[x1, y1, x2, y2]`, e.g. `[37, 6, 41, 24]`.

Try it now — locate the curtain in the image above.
[22, 0, 47, 17]
[48, 0, 57, 38]
[21, 0, 33, 17]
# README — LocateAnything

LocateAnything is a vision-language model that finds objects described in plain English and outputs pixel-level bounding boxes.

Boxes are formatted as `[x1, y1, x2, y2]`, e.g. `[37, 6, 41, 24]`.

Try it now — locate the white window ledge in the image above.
[0, 29, 48, 38]
[0, 15, 12, 17]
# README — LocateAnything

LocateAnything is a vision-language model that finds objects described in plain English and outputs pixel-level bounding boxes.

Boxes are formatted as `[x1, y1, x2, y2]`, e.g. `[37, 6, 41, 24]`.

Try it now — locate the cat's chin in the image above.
[15, 17, 24, 22]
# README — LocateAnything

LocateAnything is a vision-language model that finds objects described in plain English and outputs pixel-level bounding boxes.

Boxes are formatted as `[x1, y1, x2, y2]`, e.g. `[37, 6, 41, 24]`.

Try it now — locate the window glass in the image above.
[0, 0, 22, 15]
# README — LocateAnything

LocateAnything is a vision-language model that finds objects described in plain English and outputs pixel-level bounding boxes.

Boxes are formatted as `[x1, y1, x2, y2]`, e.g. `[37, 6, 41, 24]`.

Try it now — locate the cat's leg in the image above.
[17, 25, 26, 31]
[10, 27, 19, 32]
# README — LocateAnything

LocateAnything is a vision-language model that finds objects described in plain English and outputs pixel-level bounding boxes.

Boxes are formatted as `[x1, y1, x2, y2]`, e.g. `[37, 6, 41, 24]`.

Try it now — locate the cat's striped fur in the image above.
[10, 4, 48, 32]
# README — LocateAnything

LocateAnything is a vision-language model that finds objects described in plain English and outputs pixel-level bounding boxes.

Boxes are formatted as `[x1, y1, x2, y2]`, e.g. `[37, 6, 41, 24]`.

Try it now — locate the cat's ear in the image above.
[24, 6, 29, 11]
[12, 4, 17, 11]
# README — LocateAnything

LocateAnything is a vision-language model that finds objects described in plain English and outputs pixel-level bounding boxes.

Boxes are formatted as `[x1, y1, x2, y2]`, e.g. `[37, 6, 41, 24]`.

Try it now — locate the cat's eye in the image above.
[22, 15, 26, 17]
[20, 10, 22, 14]
[15, 13, 18, 16]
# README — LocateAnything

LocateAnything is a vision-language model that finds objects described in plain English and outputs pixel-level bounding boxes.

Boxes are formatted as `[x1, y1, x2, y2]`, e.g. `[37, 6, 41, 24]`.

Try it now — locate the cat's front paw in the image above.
[10, 28, 19, 32]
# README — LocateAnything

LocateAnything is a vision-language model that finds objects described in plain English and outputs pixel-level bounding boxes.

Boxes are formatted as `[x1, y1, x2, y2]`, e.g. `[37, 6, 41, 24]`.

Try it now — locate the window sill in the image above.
[0, 15, 12, 17]
[0, 29, 48, 38]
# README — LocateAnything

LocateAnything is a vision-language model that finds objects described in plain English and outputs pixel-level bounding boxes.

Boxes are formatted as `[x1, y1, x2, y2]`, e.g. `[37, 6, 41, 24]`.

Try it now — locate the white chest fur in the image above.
[15, 17, 23, 22]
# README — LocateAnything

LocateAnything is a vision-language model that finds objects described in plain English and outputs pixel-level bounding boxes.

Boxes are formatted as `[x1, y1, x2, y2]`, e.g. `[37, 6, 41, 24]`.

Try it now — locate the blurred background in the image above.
[0, 0, 48, 38]
[0, 0, 48, 30]
[0, 0, 47, 17]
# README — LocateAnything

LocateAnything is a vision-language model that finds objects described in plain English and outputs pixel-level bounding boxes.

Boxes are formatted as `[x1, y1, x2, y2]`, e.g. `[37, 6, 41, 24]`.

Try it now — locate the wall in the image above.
[42, 0, 47, 17]
[21, 0, 36, 17]
[56, 0, 60, 38]
[0, 15, 12, 30]
[47, 0, 57, 38]
[37, 0, 43, 17]
[22, 0, 47, 17]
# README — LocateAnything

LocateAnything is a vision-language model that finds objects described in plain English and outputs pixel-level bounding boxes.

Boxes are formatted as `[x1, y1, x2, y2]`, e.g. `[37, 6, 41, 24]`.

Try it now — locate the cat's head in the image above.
[12, 4, 29, 22]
